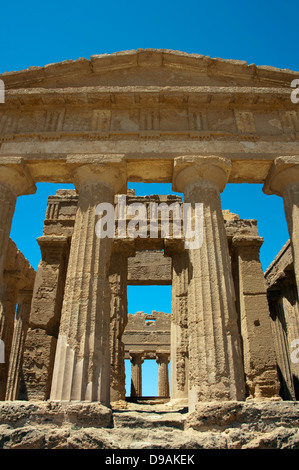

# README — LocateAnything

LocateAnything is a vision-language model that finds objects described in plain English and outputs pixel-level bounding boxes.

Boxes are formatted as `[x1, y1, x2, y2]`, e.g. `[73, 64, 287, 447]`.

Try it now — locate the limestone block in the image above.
[127, 250, 172, 285]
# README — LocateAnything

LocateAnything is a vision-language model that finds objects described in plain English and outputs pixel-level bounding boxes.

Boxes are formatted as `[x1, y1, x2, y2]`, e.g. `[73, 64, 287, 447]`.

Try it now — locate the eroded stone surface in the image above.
[0, 401, 298, 449]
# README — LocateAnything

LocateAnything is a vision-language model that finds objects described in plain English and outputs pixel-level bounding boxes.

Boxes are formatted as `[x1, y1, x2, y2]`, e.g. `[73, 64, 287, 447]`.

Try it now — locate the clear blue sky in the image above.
[0, 0, 298, 73]
[2, 0, 297, 395]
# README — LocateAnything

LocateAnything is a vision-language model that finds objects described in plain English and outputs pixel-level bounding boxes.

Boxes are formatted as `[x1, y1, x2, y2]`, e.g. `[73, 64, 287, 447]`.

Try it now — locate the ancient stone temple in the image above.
[0, 49, 299, 449]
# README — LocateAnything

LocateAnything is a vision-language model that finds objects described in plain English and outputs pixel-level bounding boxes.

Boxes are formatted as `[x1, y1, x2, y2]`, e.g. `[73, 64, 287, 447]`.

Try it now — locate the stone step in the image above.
[112, 410, 186, 430]
[1, 400, 299, 449]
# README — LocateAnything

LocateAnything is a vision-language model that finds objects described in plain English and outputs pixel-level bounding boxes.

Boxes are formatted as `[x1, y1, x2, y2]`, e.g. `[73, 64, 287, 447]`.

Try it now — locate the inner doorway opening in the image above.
[124, 285, 172, 399]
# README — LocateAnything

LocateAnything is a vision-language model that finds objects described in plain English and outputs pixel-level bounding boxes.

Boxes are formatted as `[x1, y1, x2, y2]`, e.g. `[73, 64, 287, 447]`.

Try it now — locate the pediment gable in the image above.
[2, 49, 298, 91]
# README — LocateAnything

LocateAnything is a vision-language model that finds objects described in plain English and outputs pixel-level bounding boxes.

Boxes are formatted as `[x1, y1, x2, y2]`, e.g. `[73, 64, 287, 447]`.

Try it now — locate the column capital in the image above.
[17, 289, 33, 305]
[172, 155, 231, 193]
[156, 351, 170, 364]
[263, 156, 299, 196]
[129, 351, 144, 364]
[66, 154, 127, 193]
[0, 157, 36, 196]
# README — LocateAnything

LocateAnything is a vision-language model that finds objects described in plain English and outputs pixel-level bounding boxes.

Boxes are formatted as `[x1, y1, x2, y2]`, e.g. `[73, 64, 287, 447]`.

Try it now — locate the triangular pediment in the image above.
[2, 49, 298, 91]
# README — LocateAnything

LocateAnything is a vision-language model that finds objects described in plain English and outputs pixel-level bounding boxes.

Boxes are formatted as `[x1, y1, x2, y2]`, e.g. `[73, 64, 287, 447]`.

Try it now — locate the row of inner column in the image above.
[129, 352, 170, 398]
[1, 155, 299, 410]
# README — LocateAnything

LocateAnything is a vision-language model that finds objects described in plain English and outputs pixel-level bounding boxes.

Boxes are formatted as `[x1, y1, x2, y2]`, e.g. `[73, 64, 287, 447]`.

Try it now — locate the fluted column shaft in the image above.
[268, 292, 296, 400]
[173, 156, 245, 411]
[130, 352, 144, 397]
[50, 159, 126, 404]
[282, 184, 299, 294]
[5, 290, 32, 401]
[281, 279, 299, 398]
[156, 353, 170, 397]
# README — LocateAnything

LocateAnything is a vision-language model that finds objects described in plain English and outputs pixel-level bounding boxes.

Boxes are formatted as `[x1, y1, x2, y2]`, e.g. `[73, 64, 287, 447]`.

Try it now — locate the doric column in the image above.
[232, 235, 280, 399]
[130, 351, 144, 398]
[109, 242, 134, 402]
[165, 242, 189, 401]
[0, 271, 24, 400]
[173, 155, 245, 411]
[5, 290, 33, 401]
[156, 352, 170, 397]
[20, 236, 70, 400]
[268, 291, 296, 400]
[281, 278, 299, 399]
[50, 156, 126, 404]
[264, 156, 299, 297]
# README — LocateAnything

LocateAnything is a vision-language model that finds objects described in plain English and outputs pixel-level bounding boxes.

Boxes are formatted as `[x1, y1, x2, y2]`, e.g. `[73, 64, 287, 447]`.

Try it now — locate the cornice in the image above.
[1, 85, 294, 108]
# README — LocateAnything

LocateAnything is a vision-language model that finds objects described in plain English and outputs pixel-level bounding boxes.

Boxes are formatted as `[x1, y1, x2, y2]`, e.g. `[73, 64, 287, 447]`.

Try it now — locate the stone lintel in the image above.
[127, 250, 172, 285]
[232, 235, 264, 248]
